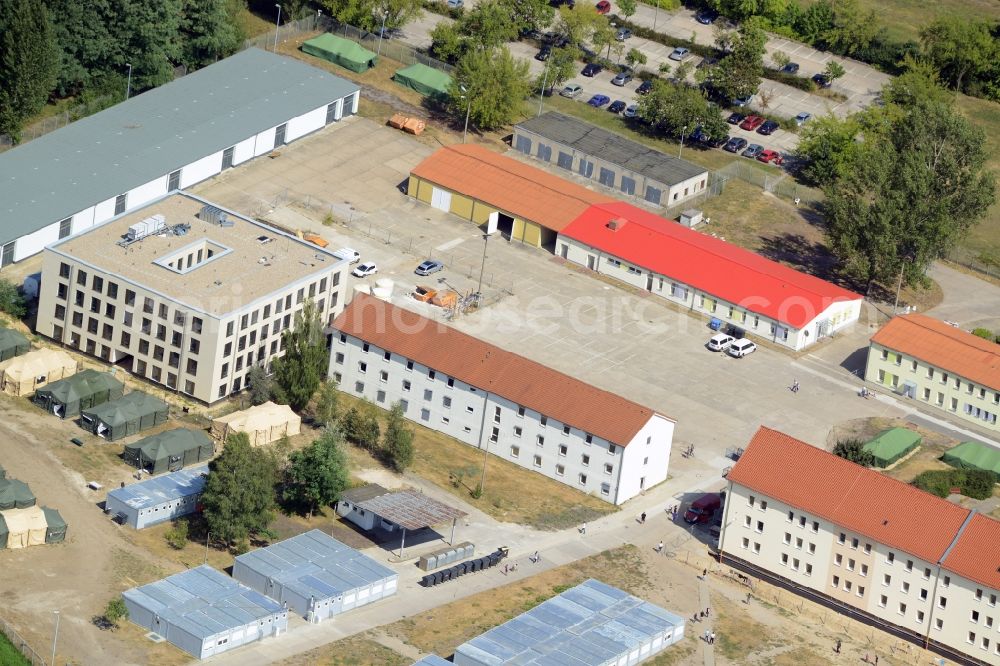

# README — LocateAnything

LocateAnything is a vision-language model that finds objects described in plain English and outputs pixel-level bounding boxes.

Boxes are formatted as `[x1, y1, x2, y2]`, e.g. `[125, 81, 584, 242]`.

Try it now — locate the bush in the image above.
[0, 280, 26, 319]
[103, 597, 128, 630]
[832, 438, 875, 467]
[762, 67, 815, 92]
[165, 519, 189, 550]
[972, 328, 994, 341]
[913, 469, 996, 500]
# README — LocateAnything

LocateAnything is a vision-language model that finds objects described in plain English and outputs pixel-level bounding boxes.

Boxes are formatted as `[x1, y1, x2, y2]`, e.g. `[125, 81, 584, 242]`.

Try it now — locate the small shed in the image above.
[33, 368, 124, 418]
[80, 391, 169, 441]
[0, 348, 78, 396]
[0, 506, 48, 549]
[41, 506, 67, 543]
[211, 401, 301, 446]
[123, 565, 288, 659]
[863, 428, 921, 468]
[302, 33, 377, 73]
[942, 441, 1000, 480]
[0, 478, 36, 510]
[105, 465, 209, 529]
[123, 428, 214, 475]
[337, 487, 467, 557]
[337, 483, 391, 531]
[233, 530, 398, 623]
[0, 328, 29, 361]
[392, 63, 452, 99]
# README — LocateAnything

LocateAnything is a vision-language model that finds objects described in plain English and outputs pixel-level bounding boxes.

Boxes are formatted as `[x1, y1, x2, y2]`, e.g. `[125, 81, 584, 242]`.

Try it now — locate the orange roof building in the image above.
[329, 294, 675, 504]
[865, 314, 1000, 434]
[719, 426, 1000, 664]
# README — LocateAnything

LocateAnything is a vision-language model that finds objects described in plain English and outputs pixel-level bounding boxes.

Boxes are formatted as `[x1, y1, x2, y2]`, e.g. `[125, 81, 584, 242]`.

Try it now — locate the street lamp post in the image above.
[606, 23, 616, 60]
[537, 60, 550, 117]
[678, 125, 687, 158]
[653, 0, 659, 31]
[51, 611, 60, 666]
[476, 233, 490, 298]
[125, 63, 133, 100]
[274, 4, 282, 52]
[460, 85, 472, 143]
[377, 10, 389, 56]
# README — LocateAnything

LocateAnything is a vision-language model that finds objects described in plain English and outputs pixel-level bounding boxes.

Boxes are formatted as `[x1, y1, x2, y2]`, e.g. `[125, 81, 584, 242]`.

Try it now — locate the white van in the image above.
[333, 248, 361, 264]
[727, 339, 757, 358]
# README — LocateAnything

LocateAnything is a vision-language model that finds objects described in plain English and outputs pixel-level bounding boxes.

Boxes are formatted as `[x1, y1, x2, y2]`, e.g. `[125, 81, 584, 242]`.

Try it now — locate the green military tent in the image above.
[863, 428, 921, 468]
[0, 514, 6, 549]
[34, 368, 124, 418]
[942, 441, 1000, 480]
[41, 507, 67, 544]
[0, 463, 5, 480]
[302, 33, 377, 73]
[393, 63, 452, 98]
[123, 428, 214, 475]
[0, 478, 36, 510]
[0, 328, 29, 361]
[81, 391, 169, 441]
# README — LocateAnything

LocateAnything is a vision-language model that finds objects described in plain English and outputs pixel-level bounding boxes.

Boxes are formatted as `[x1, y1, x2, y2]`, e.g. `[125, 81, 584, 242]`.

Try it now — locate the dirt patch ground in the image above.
[826, 416, 958, 484]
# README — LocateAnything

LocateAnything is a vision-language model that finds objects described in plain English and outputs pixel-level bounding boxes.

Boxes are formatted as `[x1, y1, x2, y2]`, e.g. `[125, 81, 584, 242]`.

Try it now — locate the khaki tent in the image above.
[0, 478, 36, 510]
[0, 348, 78, 396]
[0, 328, 29, 361]
[41, 506, 67, 544]
[124, 428, 214, 475]
[211, 401, 301, 446]
[81, 391, 169, 441]
[34, 368, 124, 418]
[1, 506, 48, 549]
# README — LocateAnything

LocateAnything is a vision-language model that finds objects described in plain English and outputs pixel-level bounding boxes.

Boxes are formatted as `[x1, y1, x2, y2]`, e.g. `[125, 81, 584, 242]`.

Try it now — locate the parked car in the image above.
[623, 103, 639, 118]
[726, 112, 745, 124]
[795, 112, 812, 126]
[697, 56, 718, 69]
[684, 493, 722, 524]
[741, 143, 764, 158]
[812, 73, 832, 88]
[695, 9, 718, 24]
[668, 47, 690, 61]
[757, 119, 779, 135]
[723, 137, 748, 153]
[612, 70, 633, 86]
[689, 126, 709, 143]
[535, 45, 551, 61]
[560, 83, 583, 98]
[727, 338, 757, 358]
[757, 149, 783, 165]
[608, 100, 627, 113]
[333, 247, 361, 264]
[739, 115, 765, 131]
[616, 27, 632, 40]
[446, 0, 464, 7]
[731, 94, 754, 107]
[636, 79, 654, 95]
[415, 259, 445, 275]
[707, 333, 735, 351]
[582, 62, 603, 77]
[595, 0, 611, 13]
[587, 94, 610, 107]
[352, 262, 378, 278]
[780, 62, 799, 73]
[707, 134, 729, 148]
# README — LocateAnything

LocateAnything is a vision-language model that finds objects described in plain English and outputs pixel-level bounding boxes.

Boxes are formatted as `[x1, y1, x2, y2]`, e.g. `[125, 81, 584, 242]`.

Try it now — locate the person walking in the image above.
[640, 512, 647, 524]
[710, 632, 715, 645]
[791, 379, 800, 393]
[745, 592, 752, 604]
[703, 629, 710, 642]
[580, 523, 587, 535]
[835, 639, 841, 654]
[655, 541, 664, 554]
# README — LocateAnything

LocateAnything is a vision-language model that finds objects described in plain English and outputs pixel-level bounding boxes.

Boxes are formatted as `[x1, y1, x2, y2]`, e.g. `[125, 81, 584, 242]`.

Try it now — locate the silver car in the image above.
[560, 83, 583, 98]
[623, 103, 639, 118]
[668, 47, 690, 61]
[415, 259, 445, 276]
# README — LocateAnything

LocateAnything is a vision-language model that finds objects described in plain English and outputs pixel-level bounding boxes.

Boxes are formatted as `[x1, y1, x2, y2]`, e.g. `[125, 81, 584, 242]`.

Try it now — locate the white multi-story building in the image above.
[329, 294, 675, 504]
[719, 426, 1000, 666]
[36, 193, 349, 404]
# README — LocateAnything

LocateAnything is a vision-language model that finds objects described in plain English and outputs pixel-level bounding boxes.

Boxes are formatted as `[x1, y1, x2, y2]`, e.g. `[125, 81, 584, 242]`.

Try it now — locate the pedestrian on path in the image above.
[710, 632, 715, 645]
[640, 512, 647, 524]
[745, 592, 752, 604]
[580, 523, 587, 535]
[704, 607, 710, 617]
[791, 379, 800, 393]
[703, 630, 710, 642]
[655, 541, 664, 554]
[834, 639, 841, 654]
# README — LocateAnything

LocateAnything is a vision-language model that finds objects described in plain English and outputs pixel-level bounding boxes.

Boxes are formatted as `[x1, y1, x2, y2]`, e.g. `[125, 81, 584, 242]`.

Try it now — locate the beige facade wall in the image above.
[865, 342, 1000, 434]
[932, 573, 1000, 663]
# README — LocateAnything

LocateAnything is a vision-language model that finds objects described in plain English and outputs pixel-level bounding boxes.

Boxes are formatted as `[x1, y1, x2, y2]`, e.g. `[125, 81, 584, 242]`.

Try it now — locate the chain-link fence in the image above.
[946, 245, 1000, 281]
[715, 160, 822, 205]
[0, 616, 47, 666]
[0, 94, 117, 153]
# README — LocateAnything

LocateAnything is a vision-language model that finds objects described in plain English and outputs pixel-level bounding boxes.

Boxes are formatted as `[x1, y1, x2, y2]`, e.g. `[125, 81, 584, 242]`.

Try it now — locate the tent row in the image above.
[124, 428, 214, 475]
[80, 391, 169, 441]
[0, 506, 66, 549]
[943, 441, 1000, 480]
[0, 348, 78, 396]
[34, 368, 124, 418]
[0, 328, 29, 362]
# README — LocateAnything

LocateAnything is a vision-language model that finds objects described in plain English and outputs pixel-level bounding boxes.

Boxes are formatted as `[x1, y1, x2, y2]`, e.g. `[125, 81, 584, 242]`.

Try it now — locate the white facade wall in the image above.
[932, 573, 1000, 663]
[254, 128, 278, 157]
[105, 491, 202, 530]
[664, 172, 709, 207]
[129, 175, 170, 210]
[329, 331, 671, 504]
[180, 151, 225, 188]
[286, 104, 326, 142]
[864, 544, 940, 637]
[233, 136, 257, 166]
[336, 499, 378, 530]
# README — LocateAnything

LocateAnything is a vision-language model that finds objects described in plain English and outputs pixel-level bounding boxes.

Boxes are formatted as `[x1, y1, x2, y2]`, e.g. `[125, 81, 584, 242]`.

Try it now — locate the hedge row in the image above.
[912, 469, 996, 500]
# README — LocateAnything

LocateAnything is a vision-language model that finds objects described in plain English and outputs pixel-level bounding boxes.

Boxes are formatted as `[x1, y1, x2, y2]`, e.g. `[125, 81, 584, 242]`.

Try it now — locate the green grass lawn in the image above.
[954, 92, 1000, 260]
[797, 0, 1000, 44]
[0, 630, 31, 666]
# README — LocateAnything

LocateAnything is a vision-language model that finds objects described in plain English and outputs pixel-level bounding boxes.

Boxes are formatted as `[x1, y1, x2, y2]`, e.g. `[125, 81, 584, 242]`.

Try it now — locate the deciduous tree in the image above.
[201, 433, 279, 547]
[821, 0, 878, 57]
[920, 17, 996, 93]
[712, 19, 766, 101]
[832, 438, 875, 467]
[283, 428, 350, 516]
[271, 300, 328, 411]
[823, 60, 845, 83]
[617, 0, 637, 20]
[382, 402, 415, 471]
[625, 47, 647, 69]
[448, 46, 531, 132]
[179, 0, 243, 69]
[0, 0, 59, 141]
[103, 597, 129, 630]
[313, 379, 340, 428]
[246, 365, 272, 405]
[793, 113, 863, 186]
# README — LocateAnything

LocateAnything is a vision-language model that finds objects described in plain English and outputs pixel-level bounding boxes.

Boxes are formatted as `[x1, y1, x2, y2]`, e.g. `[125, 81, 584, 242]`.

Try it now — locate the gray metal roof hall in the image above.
[0, 48, 360, 258]
[514, 112, 707, 186]
[453, 579, 686, 666]
[104, 464, 209, 529]
[233, 529, 398, 623]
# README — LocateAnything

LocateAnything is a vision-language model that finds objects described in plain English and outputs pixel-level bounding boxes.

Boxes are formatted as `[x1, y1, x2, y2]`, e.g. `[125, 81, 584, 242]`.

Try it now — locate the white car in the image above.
[707, 333, 735, 351]
[351, 262, 377, 278]
[727, 338, 757, 358]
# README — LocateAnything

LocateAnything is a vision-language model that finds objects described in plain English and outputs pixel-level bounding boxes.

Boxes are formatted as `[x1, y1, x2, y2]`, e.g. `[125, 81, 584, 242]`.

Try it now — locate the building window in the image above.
[604, 463, 613, 475]
[537, 435, 545, 446]
[376, 390, 386, 403]
[513, 426, 522, 438]
[490, 427, 499, 443]
[58, 217, 72, 239]
[114, 193, 127, 215]
[510, 446, 519, 458]
[402, 379, 411, 391]
[741, 537, 749, 549]
[578, 473, 587, 486]
[354, 381, 364, 393]
[600, 483, 610, 496]
[581, 454, 589, 466]
[443, 396, 452, 408]
[555, 464, 564, 477]
[558, 445, 567, 457]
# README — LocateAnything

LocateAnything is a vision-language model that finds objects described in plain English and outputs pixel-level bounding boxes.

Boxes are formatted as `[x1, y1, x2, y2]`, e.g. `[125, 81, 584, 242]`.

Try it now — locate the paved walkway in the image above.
[699, 576, 715, 666]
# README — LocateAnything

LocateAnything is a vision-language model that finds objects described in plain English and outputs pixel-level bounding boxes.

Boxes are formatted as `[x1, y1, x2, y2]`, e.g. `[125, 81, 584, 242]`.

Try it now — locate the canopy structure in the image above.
[123, 428, 214, 475]
[0, 328, 29, 361]
[34, 368, 124, 418]
[942, 441, 1000, 480]
[0, 478, 36, 510]
[392, 63, 452, 98]
[211, 401, 301, 446]
[41, 506, 67, 544]
[863, 427, 921, 468]
[0, 348, 78, 396]
[1, 506, 47, 549]
[302, 33, 377, 73]
[81, 391, 169, 441]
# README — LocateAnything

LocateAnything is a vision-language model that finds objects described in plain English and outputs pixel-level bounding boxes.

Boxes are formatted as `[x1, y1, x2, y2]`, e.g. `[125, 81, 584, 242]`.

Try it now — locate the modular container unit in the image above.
[105, 465, 208, 529]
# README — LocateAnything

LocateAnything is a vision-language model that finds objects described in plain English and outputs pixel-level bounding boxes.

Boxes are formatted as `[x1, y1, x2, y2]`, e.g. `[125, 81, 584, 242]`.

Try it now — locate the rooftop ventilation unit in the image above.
[126, 214, 166, 241]
[198, 205, 230, 226]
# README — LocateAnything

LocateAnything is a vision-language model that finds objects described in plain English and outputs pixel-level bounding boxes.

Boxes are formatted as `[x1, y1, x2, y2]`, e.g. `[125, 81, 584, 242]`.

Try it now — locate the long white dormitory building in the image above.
[329, 294, 675, 504]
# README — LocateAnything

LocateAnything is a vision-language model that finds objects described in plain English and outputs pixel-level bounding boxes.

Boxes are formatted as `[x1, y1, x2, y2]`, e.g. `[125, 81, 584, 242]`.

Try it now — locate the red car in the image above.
[595, 0, 611, 13]
[757, 149, 783, 165]
[739, 115, 765, 131]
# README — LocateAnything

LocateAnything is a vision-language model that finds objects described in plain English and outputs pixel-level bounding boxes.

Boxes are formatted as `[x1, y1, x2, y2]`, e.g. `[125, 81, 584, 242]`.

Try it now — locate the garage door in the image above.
[430, 187, 452, 212]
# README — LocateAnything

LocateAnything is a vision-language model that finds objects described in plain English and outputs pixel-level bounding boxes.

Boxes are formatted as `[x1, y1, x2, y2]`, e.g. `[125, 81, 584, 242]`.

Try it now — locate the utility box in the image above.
[678, 209, 703, 228]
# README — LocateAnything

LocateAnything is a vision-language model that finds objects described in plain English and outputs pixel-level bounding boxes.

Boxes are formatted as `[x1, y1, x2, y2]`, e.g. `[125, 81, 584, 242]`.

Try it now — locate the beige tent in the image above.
[0, 348, 78, 396]
[211, 401, 301, 446]
[1, 506, 48, 549]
